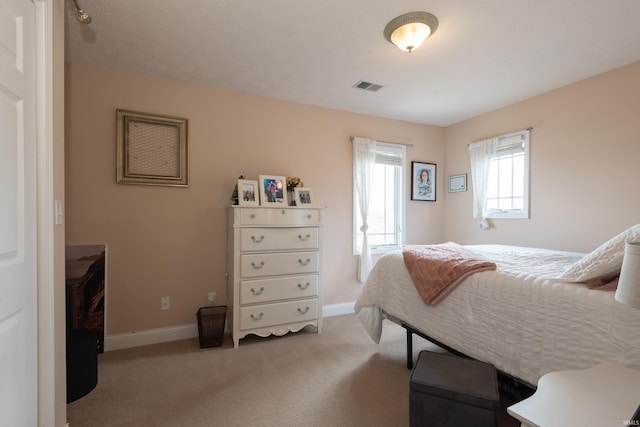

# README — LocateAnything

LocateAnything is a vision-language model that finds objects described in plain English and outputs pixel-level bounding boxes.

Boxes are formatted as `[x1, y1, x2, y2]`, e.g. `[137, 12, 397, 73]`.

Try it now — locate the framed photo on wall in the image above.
[237, 179, 260, 206]
[294, 187, 315, 206]
[258, 175, 287, 205]
[411, 161, 436, 201]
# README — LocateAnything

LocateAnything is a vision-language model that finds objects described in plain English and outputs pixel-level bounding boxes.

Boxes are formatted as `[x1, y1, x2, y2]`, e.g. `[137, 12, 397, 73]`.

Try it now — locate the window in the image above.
[485, 130, 530, 219]
[354, 142, 406, 254]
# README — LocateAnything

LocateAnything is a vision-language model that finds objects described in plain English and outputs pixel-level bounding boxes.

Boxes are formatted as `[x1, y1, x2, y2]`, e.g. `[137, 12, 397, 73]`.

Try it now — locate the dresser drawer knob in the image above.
[250, 286, 265, 296]
[297, 306, 310, 315]
[251, 235, 265, 243]
[251, 261, 265, 269]
[250, 214, 256, 219]
[281, 209, 286, 215]
[297, 282, 310, 290]
[297, 234, 311, 242]
[298, 258, 311, 266]
[307, 214, 312, 219]
[250, 312, 264, 321]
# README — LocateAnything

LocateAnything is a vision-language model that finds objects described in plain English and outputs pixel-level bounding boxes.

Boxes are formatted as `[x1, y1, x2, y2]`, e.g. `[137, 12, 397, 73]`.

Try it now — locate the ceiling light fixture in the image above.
[72, 0, 92, 24]
[383, 12, 438, 53]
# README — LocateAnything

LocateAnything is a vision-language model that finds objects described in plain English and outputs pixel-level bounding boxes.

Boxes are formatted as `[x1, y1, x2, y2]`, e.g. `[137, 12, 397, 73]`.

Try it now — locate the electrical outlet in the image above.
[161, 296, 170, 310]
[208, 292, 216, 304]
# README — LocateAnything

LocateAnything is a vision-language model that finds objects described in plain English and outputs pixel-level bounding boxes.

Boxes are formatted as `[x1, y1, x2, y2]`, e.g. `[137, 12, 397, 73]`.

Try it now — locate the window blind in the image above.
[496, 134, 525, 156]
[375, 143, 404, 166]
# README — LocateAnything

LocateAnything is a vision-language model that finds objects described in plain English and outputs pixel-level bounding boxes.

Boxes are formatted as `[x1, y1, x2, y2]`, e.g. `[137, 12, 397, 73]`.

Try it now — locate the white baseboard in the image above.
[322, 302, 356, 317]
[105, 323, 198, 352]
[104, 302, 356, 351]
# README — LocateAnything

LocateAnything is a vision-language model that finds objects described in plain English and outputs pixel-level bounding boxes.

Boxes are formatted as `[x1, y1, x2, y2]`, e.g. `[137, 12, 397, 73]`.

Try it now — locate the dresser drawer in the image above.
[239, 208, 320, 226]
[240, 251, 318, 278]
[240, 299, 318, 330]
[240, 275, 318, 304]
[240, 227, 318, 252]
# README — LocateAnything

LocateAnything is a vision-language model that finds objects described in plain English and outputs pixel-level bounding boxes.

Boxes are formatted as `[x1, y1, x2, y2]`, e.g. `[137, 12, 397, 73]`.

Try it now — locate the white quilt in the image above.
[354, 245, 640, 386]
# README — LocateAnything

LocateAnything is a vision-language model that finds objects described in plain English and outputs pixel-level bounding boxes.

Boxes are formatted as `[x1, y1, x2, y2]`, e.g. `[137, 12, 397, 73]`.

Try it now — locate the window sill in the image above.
[371, 245, 401, 255]
[485, 213, 529, 219]
[353, 245, 402, 257]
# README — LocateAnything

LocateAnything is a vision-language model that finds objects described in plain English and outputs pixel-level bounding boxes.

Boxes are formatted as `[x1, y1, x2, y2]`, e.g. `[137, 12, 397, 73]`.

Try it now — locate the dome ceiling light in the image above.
[383, 12, 439, 53]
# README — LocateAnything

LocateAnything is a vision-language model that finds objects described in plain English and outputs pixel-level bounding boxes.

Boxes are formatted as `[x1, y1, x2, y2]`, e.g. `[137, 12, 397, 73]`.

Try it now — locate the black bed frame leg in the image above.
[406, 328, 413, 370]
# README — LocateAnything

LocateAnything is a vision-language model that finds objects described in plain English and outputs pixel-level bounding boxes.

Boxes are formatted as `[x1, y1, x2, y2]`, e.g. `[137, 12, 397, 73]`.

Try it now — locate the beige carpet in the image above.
[67, 314, 522, 426]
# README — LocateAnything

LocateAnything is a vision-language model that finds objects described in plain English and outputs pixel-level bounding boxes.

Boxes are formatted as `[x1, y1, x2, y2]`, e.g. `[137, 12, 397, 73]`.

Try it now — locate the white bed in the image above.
[355, 244, 640, 387]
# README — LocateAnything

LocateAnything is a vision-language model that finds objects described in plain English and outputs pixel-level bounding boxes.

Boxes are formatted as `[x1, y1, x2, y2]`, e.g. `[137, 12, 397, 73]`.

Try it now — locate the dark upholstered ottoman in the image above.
[410, 351, 499, 427]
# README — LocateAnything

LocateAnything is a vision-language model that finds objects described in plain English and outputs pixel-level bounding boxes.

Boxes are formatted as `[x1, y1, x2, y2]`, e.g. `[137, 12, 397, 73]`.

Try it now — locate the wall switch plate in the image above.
[55, 200, 63, 225]
[208, 292, 216, 304]
[161, 296, 170, 310]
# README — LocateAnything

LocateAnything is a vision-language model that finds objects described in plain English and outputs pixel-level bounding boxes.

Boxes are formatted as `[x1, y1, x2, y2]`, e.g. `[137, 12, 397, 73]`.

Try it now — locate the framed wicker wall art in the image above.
[116, 109, 189, 187]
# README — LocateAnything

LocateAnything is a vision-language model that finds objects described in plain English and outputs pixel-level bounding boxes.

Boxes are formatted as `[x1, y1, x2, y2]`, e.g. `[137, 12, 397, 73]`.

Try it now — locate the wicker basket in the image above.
[197, 306, 226, 348]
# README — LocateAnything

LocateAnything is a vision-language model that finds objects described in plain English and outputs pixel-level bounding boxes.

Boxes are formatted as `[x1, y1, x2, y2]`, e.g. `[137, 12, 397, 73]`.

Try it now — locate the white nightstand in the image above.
[507, 362, 640, 427]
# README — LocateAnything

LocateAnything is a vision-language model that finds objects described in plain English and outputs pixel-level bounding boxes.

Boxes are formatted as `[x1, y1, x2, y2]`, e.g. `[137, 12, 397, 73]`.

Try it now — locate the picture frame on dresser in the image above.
[294, 187, 315, 206]
[258, 175, 287, 206]
[237, 179, 260, 206]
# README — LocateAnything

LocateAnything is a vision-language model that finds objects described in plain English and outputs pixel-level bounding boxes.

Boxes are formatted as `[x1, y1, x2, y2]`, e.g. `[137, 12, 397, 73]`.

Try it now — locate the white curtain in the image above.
[353, 137, 377, 282]
[469, 138, 498, 229]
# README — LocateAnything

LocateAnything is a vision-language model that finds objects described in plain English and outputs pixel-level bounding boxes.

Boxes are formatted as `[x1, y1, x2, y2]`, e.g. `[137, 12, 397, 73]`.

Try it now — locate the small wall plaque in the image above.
[448, 174, 467, 193]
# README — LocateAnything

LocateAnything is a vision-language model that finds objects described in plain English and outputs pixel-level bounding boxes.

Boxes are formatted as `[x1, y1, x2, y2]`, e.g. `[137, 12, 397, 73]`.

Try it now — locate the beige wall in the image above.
[66, 59, 640, 338]
[64, 63, 445, 335]
[444, 61, 640, 252]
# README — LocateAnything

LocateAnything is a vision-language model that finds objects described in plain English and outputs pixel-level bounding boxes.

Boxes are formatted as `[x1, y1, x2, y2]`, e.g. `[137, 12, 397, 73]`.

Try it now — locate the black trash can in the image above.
[66, 328, 98, 403]
[197, 306, 226, 348]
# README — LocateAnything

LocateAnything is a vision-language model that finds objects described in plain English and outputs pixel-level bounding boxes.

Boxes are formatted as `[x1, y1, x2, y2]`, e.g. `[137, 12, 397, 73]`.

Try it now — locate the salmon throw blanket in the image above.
[402, 243, 497, 306]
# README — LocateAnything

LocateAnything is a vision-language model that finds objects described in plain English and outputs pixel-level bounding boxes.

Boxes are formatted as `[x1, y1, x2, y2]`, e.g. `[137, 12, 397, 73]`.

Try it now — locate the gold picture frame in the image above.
[116, 109, 189, 187]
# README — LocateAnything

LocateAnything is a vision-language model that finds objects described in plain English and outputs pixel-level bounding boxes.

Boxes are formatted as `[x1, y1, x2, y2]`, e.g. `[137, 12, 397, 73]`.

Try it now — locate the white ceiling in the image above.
[64, 0, 640, 127]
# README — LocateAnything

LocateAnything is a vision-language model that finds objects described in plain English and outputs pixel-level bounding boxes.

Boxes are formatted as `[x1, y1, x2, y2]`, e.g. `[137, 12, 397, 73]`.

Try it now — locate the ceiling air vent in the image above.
[353, 80, 384, 92]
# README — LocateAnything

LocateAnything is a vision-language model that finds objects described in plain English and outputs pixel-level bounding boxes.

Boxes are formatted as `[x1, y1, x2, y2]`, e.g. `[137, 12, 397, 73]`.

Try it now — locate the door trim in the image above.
[35, 0, 56, 424]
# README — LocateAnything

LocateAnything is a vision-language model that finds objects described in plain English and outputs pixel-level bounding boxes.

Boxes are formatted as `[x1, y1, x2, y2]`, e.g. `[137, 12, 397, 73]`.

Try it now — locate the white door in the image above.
[0, 0, 38, 425]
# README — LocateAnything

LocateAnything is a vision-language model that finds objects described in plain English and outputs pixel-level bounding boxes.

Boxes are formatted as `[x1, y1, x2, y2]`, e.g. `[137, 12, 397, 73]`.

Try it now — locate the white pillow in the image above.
[561, 224, 640, 282]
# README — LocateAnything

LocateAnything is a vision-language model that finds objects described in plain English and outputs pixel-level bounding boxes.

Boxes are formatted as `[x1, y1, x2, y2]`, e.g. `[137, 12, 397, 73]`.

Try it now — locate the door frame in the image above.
[35, 0, 58, 424]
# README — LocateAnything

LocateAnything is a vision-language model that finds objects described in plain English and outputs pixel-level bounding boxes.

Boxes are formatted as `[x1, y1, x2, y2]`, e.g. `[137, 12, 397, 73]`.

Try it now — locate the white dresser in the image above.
[227, 206, 323, 348]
